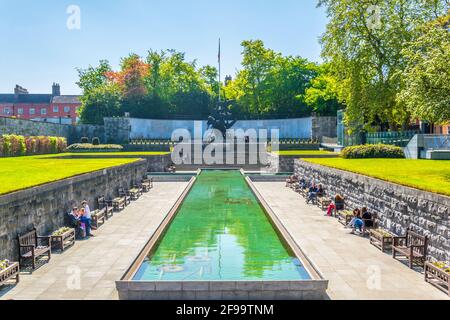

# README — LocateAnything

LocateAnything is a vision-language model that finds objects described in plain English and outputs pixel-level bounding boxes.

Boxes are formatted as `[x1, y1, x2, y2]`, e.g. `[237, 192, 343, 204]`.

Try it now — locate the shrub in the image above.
[92, 137, 101, 145]
[80, 137, 89, 144]
[341, 144, 405, 159]
[0, 135, 67, 157]
[66, 143, 124, 152]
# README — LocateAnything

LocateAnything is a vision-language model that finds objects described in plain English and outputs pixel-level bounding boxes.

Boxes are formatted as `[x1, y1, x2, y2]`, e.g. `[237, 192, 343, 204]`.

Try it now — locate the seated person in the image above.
[316, 184, 324, 197]
[285, 175, 298, 187]
[347, 208, 361, 228]
[306, 184, 319, 204]
[348, 209, 364, 234]
[361, 207, 374, 232]
[326, 194, 344, 216]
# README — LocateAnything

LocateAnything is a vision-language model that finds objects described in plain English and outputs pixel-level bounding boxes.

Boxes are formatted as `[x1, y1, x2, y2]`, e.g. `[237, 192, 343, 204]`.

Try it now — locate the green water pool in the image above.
[133, 170, 310, 281]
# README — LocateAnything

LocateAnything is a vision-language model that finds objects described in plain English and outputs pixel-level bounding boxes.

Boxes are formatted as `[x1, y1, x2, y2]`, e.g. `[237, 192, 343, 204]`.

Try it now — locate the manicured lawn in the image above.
[0, 156, 141, 195]
[303, 158, 450, 196]
[275, 150, 337, 156]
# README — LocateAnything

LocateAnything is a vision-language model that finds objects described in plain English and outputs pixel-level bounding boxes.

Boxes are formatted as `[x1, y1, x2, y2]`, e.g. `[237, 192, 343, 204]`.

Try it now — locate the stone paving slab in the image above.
[0, 182, 188, 300]
[253, 182, 449, 300]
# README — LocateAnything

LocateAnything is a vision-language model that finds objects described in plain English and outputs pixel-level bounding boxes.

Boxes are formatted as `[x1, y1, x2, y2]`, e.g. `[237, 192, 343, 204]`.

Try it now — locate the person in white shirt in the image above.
[80, 200, 94, 237]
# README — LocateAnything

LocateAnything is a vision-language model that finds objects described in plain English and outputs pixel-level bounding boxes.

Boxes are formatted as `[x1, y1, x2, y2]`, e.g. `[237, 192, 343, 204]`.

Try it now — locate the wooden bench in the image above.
[317, 193, 332, 210]
[0, 261, 20, 286]
[129, 187, 141, 201]
[91, 208, 106, 230]
[425, 261, 450, 297]
[111, 197, 126, 211]
[97, 196, 113, 219]
[118, 188, 131, 206]
[18, 229, 51, 270]
[141, 179, 152, 192]
[393, 229, 428, 269]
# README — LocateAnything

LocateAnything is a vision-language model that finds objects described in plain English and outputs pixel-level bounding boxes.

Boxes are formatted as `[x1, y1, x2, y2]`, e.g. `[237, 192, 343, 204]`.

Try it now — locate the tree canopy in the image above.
[77, 41, 338, 124]
[318, 0, 449, 131]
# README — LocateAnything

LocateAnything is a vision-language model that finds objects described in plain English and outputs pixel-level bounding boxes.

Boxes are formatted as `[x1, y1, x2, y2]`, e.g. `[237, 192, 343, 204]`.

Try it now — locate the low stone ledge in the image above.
[116, 280, 329, 300]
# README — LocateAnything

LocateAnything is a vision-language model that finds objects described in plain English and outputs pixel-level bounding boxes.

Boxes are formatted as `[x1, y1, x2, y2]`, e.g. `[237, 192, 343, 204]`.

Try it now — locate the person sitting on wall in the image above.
[325, 194, 345, 216]
[80, 201, 94, 238]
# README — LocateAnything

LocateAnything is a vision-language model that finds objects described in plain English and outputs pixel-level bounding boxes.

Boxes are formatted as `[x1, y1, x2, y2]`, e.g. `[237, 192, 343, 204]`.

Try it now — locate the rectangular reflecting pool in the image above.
[134, 170, 310, 281]
[117, 170, 328, 300]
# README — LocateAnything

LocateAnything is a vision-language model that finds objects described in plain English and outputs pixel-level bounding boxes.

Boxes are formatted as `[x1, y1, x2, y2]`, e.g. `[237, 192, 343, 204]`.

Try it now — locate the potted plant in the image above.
[369, 228, 395, 252]
[425, 261, 450, 296]
[51, 227, 76, 252]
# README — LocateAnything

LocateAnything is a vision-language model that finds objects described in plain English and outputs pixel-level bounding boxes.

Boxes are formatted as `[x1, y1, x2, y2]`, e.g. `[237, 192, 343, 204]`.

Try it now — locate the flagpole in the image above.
[218, 38, 221, 103]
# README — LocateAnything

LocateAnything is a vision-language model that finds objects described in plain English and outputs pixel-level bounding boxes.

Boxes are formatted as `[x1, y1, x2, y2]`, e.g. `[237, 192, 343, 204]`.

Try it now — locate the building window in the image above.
[30, 108, 35, 115]
[41, 108, 47, 115]
[18, 108, 24, 115]
[64, 106, 70, 113]
[3, 107, 11, 115]
[53, 106, 59, 113]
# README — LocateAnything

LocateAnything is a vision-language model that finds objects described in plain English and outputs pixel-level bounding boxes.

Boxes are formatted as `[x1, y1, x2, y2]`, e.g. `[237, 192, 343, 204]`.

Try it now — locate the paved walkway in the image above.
[0, 182, 188, 300]
[253, 182, 449, 300]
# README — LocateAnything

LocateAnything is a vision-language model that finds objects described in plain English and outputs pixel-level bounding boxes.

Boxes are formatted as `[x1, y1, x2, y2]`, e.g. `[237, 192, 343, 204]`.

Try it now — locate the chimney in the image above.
[52, 83, 61, 96]
[14, 85, 29, 94]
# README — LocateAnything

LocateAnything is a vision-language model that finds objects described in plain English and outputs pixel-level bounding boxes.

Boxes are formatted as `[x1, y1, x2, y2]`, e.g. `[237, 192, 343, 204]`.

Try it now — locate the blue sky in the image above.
[0, 0, 327, 95]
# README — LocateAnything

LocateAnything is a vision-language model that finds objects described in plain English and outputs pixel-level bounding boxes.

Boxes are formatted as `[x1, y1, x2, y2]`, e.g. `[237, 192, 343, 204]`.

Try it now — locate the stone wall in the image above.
[294, 160, 450, 261]
[0, 160, 147, 261]
[104, 117, 131, 144]
[312, 117, 337, 141]
[0, 116, 105, 145]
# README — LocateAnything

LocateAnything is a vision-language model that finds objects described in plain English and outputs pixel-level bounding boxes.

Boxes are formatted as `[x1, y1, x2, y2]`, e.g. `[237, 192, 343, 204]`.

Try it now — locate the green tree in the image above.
[224, 40, 316, 118]
[301, 63, 343, 116]
[77, 61, 122, 124]
[78, 84, 121, 125]
[318, 0, 447, 131]
[399, 13, 450, 124]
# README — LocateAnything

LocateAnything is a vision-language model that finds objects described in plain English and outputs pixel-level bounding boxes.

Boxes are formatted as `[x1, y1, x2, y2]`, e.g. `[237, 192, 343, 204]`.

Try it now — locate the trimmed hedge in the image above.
[341, 144, 405, 159]
[0, 135, 67, 157]
[66, 143, 124, 152]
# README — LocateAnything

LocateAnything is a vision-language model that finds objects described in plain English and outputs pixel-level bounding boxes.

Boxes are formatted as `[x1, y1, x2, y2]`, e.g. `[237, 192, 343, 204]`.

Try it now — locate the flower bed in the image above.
[369, 229, 394, 253]
[51, 227, 76, 252]
[66, 143, 124, 152]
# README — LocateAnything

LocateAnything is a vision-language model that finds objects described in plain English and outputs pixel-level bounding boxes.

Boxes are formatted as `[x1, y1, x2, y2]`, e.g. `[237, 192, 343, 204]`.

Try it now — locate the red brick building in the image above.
[0, 84, 81, 124]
